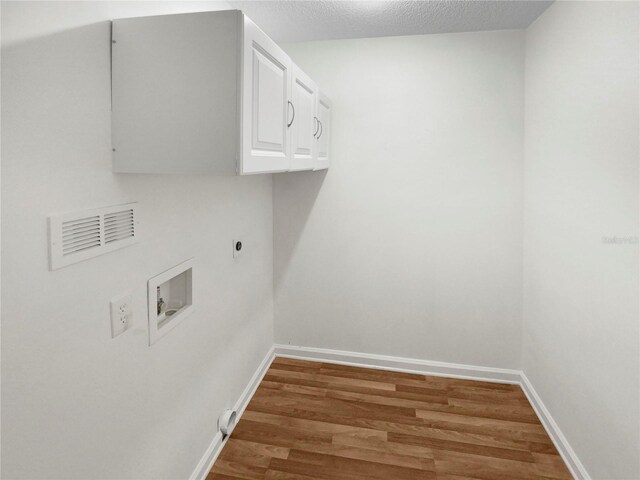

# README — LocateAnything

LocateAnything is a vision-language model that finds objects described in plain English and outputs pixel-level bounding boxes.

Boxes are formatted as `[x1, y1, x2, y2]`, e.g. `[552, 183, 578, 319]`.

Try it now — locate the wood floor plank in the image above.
[268, 458, 366, 480]
[445, 387, 532, 406]
[391, 375, 518, 392]
[436, 475, 484, 480]
[532, 453, 574, 479]
[269, 376, 447, 403]
[415, 409, 553, 444]
[433, 449, 571, 480]
[326, 385, 449, 407]
[272, 451, 436, 480]
[250, 387, 418, 419]
[415, 407, 546, 433]
[264, 368, 397, 391]
[264, 471, 323, 480]
[319, 444, 436, 470]
[207, 474, 248, 480]
[242, 410, 386, 438]
[209, 358, 573, 480]
[211, 459, 267, 480]
[388, 431, 536, 463]
[317, 362, 427, 381]
[230, 419, 333, 448]
[218, 439, 290, 467]
[331, 431, 436, 459]
[271, 357, 324, 368]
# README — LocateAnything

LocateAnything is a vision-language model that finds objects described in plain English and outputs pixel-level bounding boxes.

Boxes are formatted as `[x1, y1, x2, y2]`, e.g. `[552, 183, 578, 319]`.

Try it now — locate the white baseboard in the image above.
[189, 346, 275, 480]
[190, 432, 223, 480]
[191, 343, 590, 480]
[273, 344, 522, 384]
[520, 373, 591, 480]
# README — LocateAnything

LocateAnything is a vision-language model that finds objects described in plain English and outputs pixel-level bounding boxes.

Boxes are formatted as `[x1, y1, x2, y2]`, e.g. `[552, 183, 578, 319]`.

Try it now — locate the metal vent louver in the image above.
[104, 209, 135, 244]
[62, 216, 101, 255]
[48, 203, 138, 270]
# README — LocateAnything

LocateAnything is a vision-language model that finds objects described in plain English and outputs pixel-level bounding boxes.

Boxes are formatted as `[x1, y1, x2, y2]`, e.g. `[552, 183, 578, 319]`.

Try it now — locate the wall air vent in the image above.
[48, 202, 138, 270]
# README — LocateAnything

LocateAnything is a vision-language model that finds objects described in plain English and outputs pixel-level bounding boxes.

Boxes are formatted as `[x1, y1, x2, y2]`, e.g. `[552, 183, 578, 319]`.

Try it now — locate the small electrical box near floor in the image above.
[147, 259, 193, 345]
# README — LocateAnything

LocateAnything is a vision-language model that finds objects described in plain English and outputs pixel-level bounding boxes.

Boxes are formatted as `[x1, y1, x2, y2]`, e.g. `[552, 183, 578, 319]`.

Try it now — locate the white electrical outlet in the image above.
[110, 293, 133, 338]
[233, 239, 243, 258]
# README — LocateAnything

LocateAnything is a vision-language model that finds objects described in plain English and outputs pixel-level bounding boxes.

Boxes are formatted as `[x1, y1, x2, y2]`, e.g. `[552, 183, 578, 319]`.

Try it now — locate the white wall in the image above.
[1, 2, 273, 479]
[276, 31, 524, 369]
[523, 2, 639, 479]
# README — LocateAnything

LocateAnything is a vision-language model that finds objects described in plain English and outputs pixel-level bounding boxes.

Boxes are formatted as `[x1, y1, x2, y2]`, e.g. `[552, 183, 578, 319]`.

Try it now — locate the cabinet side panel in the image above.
[112, 11, 239, 174]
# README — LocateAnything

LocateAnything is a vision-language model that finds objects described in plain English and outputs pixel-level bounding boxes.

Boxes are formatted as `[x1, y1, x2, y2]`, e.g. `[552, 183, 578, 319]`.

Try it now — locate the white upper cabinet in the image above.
[315, 91, 332, 170]
[289, 66, 317, 171]
[111, 10, 330, 175]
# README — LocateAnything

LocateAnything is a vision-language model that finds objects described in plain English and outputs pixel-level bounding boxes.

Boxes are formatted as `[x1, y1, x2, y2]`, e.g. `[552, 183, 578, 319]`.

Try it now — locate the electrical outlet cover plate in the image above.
[110, 293, 133, 338]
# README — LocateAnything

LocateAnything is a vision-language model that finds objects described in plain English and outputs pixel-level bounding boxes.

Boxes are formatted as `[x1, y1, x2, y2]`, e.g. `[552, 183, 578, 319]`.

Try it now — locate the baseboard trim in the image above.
[273, 344, 522, 384]
[520, 373, 591, 480]
[189, 346, 275, 480]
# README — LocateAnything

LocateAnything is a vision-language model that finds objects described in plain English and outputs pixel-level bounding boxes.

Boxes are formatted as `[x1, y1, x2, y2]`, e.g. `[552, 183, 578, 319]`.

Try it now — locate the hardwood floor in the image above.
[208, 357, 572, 480]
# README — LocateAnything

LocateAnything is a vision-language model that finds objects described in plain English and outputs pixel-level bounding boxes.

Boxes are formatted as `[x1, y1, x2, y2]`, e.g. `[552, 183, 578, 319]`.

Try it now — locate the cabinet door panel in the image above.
[290, 66, 317, 171]
[315, 91, 331, 170]
[242, 16, 292, 174]
[253, 48, 286, 149]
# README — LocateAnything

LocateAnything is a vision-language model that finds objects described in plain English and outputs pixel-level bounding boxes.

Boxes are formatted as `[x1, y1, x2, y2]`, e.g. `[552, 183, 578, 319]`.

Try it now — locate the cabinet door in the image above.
[289, 66, 317, 171]
[315, 91, 332, 170]
[241, 16, 292, 174]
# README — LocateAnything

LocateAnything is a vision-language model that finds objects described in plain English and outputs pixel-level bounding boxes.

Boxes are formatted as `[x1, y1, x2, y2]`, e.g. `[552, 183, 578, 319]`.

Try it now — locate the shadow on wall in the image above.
[273, 169, 327, 294]
[1, 20, 118, 193]
[1, 20, 155, 480]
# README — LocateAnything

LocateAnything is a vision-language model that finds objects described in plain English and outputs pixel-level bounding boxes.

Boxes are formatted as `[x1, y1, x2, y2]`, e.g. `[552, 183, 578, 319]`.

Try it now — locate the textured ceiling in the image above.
[229, 0, 553, 43]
